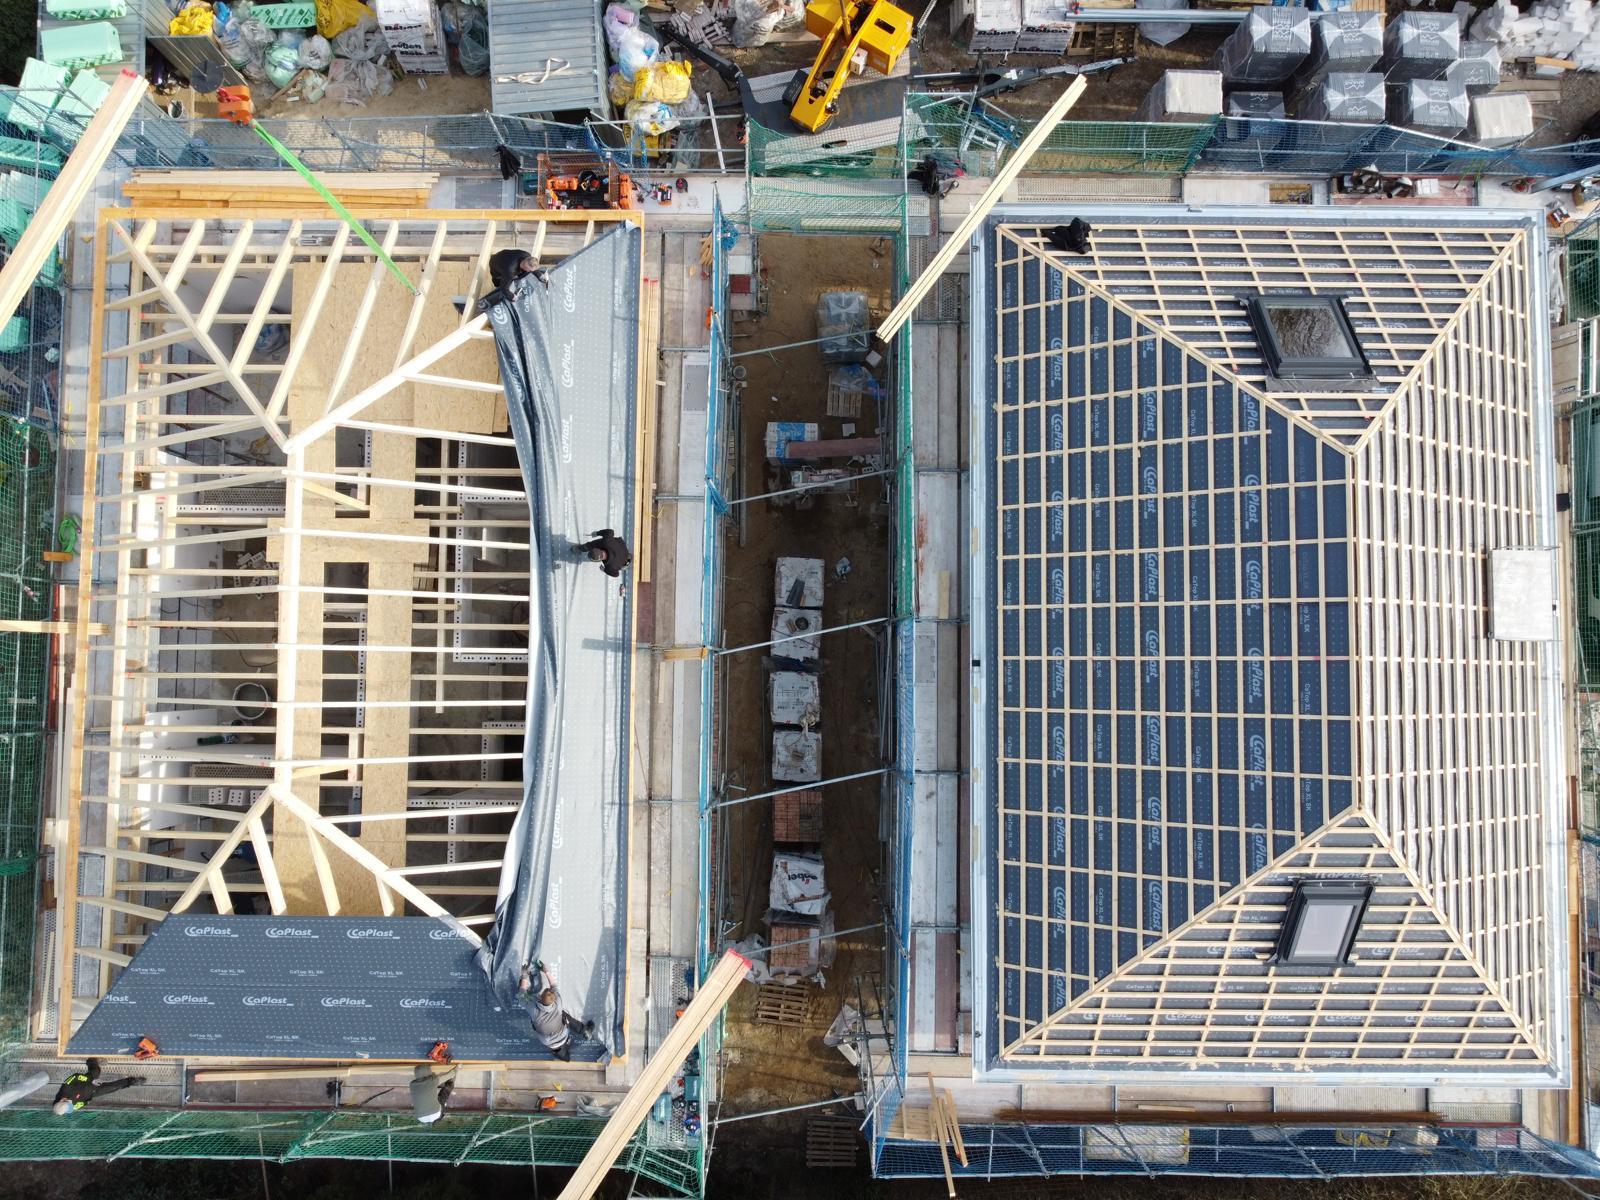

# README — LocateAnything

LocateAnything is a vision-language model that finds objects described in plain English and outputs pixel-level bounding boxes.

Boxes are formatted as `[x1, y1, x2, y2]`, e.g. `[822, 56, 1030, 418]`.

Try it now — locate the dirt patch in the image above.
[712, 233, 894, 1118]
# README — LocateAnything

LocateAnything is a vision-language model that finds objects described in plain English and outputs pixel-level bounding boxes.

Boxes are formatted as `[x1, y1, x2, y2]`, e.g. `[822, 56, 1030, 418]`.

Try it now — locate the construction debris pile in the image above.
[602, 3, 707, 135]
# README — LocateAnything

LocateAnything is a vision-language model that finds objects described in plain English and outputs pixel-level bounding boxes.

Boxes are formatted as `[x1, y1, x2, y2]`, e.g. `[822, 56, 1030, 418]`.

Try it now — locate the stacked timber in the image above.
[121, 170, 439, 212]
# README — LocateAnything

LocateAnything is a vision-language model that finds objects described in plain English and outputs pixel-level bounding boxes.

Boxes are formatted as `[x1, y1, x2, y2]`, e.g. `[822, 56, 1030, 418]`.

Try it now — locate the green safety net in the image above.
[0, 1109, 703, 1191]
[745, 117, 905, 180]
[745, 181, 907, 233]
[1572, 216, 1600, 321]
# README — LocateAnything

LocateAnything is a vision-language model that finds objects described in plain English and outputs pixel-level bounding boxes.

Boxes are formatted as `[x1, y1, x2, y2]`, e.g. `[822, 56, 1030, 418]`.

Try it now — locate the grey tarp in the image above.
[476, 224, 639, 1060]
[68, 917, 563, 1060]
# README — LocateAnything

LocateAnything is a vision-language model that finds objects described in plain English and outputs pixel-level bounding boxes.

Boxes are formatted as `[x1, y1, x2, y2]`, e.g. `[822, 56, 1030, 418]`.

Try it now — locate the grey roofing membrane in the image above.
[489, 0, 608, 115]
[68, 917, 567, 1060]
[477, 223, 639, 1060]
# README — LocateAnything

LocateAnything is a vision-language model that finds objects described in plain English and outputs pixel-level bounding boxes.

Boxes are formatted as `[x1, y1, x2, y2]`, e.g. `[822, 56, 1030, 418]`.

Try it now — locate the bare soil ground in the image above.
[712, 232, 894, 1118]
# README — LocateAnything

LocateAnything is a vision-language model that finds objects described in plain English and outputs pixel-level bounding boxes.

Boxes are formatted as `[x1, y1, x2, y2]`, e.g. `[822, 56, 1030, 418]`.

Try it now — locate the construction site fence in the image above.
[868, 1116, 1600, 1181]
[0, 85, 750, 177]
[0, 1107, 702, 1189]
[896, 93, 1600, 182]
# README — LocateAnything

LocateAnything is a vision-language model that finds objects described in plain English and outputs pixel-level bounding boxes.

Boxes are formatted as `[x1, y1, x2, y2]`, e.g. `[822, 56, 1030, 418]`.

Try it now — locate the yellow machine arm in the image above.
[785, 0, 913, 133]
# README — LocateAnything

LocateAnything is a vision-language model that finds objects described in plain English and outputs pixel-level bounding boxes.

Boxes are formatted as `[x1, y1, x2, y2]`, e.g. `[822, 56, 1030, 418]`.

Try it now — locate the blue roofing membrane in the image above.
[985, 234, 1355, 1052]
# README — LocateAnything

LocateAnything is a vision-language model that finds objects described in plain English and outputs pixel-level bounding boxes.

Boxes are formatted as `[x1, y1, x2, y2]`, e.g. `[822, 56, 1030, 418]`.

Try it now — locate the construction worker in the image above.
[51, 1059, 142, 1114]
[487, 248, 550, 293]
[577, 528, 632, 578]
[408, 1063, 458, 1125]
[519, 961, 595, 1062]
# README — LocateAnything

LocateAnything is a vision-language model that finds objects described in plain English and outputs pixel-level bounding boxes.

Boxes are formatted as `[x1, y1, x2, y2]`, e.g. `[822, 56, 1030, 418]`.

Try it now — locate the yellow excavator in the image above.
[782, 0, 914, 133]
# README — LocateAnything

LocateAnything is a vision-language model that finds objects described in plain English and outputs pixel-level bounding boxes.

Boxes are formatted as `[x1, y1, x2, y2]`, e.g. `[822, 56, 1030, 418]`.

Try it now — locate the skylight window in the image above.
[1274, 879, 1373, 967]
[1244, 293, 1372, 380]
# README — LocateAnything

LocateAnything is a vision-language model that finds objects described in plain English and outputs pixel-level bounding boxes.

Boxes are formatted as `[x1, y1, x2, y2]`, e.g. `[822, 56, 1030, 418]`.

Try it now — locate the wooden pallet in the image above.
[806, 1118, 861, 1168]
[753, 981, 810, 1026]
[1067, 23, 1136, 58]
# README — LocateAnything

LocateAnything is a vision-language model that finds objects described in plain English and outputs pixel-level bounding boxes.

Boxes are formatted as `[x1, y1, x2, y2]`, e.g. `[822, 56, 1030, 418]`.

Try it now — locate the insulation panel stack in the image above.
[1448, 39, 1504, 95]
[1135, 70, 1223, 121]
[1381, 11, 1460, 81]
[1295, 9, 1382, 89]
[1213, 5, 1312, 87]
[1388, 77, 1469, 138]
[1298, 70, 1385, 122]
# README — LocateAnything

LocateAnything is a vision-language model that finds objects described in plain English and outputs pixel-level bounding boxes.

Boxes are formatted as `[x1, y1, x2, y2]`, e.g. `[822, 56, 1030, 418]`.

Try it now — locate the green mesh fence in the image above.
[1575, 396, 1600, 690]
[0, 1109, 702, 1190]
[903, 94, 1213, 177]
[1573, 216, 1600, 321]
[1030, 118, 1214, 175]
[746, 181, 907, 234]
[745, 117, 905, 179]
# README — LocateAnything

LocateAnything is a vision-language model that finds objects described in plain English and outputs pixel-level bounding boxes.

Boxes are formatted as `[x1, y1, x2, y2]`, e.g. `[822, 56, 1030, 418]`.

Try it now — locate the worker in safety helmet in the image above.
[52, 1059, 141, 1115]
[519, 961, 594, 1063]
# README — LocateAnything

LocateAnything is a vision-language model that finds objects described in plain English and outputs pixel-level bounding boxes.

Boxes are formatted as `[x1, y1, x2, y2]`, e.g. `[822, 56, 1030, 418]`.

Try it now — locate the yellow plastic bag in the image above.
[631, 60, 692, 105]
[607, 66, 633, 112]
[168, 4, 213, 34]
[316, 0, 373, 39]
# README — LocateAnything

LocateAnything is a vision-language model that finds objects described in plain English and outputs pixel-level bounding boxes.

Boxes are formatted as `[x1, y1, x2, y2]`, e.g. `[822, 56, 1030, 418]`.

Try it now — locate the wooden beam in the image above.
[168, 790, 274, 914]
[927, 1075, 955, 1198]
[0, 72, 145, 333]
[876, 75, 1087, 343]
[193, 1061, 498, 1083]
[0, 620, 106, 635]
[557, 951, 749, 1200]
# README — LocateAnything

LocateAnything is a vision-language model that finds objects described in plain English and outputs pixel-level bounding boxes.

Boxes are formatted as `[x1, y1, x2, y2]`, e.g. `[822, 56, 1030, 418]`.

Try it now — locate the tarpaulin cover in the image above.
[66, 916, 604, 1060]
[475, 223, 640, 1060]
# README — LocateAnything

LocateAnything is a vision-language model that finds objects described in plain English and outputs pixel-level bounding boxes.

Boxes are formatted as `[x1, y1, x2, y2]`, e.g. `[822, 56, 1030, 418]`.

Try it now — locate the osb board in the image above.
[284, 260, 503, 434]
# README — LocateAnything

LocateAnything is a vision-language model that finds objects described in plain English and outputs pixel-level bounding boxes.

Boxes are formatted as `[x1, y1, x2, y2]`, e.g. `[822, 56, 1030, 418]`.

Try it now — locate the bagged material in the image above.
[631, 59, 691, 103]
[332, 11, 387, 58]
[607, 65, 632, 110]
[168, 5, 212, 34]
[297, 32, 332, 66]
[300, 67, 328, 99]
[731, 0, 782, 47]
[816, 290, 870, 363]
[315, 0, 372, 37]
[454, 2, 487, 73]
[326, 55, 392, 103]
[602, 0, 636, 53]
[240, 14, 275, 49]
[668, 87, 704, 121]
[624, 97, 678, 135]
[614, 25, 658, 79]
[769, 853, 829, 916]
[275, 27, 306, 48]
[217, 20, 255, 65]
[265, 40, 300, 85]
